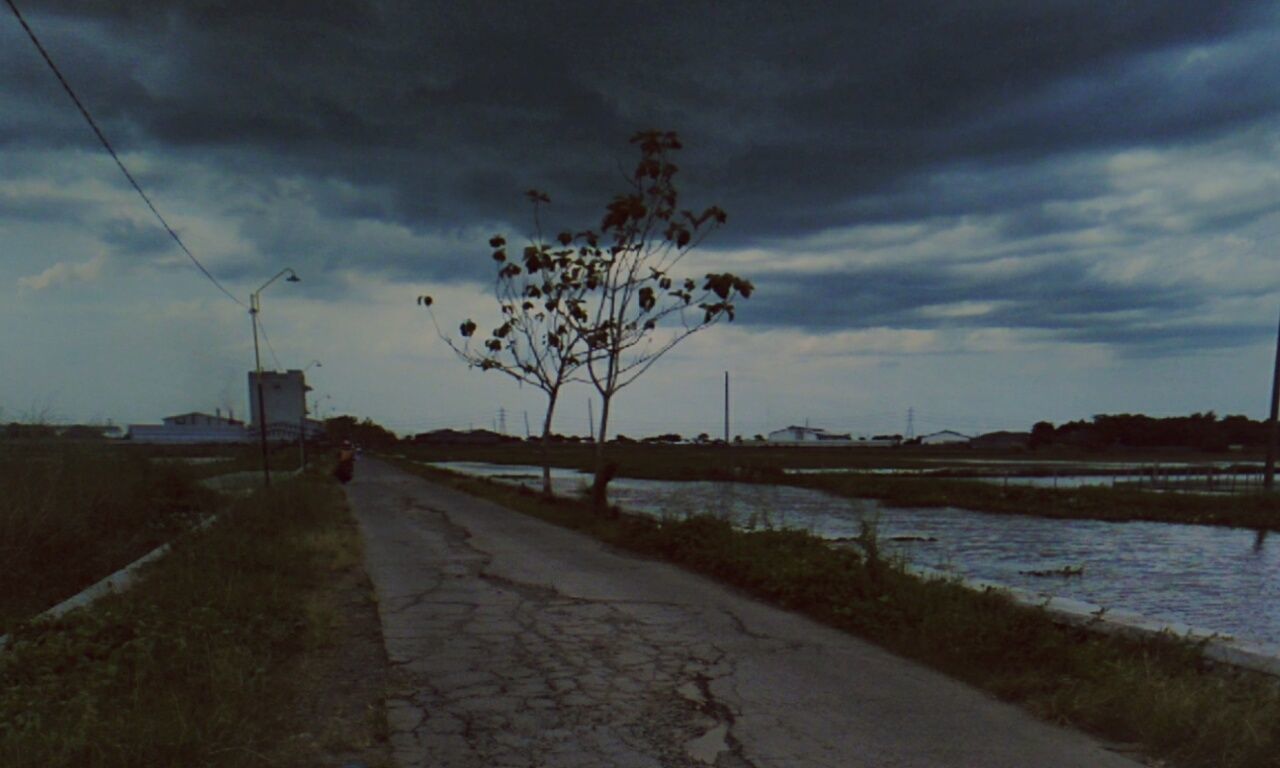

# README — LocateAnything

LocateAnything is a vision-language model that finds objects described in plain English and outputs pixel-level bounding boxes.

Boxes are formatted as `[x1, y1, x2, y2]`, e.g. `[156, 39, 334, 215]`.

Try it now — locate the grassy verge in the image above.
[398, 442, 1280, 530]
[790, 472, 1280, 531]
[0, 443, 221, 629]
[0, 471, 388, 768]
[153, 442, 310, 481]
[392, 458, 1280, 768]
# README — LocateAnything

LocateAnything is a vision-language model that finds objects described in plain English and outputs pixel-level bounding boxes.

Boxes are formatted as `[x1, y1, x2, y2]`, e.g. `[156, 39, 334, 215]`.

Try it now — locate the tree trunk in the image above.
[539, 397, 557, 497]
[592, 393, 613, 514]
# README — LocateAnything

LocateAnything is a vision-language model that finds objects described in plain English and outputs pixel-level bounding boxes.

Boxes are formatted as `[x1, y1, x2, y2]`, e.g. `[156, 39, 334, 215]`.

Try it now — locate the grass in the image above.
[392, 458, 1280, 768]
[0, 442, 221, 629]
[793, 472, 1280, 531]
[399, 442, 1280, 530]
[149, 442, 309, 480]
[0, 468, 387, 768]
[0, 439, 327, 631]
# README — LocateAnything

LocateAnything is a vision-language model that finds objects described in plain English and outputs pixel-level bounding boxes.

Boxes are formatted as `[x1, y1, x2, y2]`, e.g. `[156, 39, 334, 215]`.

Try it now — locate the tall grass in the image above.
[0, 475, 364, 768]
[401, 461, 1280, 768]
[0, 443, 219, 629]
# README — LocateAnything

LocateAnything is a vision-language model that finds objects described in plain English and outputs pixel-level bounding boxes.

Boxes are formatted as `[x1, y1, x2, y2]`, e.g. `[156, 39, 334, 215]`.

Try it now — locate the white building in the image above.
[766, 425, 853, 444]
[163, 411, 240, 428]
[857, 435, 902, 447]
[247, 370, 323, 440]
[129, 410, 249, 444]
[919, 429, 971, 446]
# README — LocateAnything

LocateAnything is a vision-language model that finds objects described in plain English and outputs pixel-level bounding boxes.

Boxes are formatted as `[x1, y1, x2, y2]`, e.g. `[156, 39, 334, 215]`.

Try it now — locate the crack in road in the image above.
[364, 495, 749, 767]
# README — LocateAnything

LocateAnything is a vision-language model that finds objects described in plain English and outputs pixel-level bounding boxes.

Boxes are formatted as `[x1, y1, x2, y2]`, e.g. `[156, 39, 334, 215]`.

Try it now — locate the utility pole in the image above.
[299, 407, 306, 472]
[1265, 310, 1280, 490]
[587, 398, 595, 442]
[906, 407, 915, 440]
[523, 410, 532, 439]
[300, 361, 320, 473]
[724, 371, 730, 444]
[250, 298, 270, 488]
[249, 268, 299, 488]
[498, 406, 507, 436]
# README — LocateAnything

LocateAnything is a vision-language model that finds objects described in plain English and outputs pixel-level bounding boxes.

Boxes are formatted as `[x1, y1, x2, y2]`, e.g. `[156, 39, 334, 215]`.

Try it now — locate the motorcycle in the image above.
[335, 456, 355, 484]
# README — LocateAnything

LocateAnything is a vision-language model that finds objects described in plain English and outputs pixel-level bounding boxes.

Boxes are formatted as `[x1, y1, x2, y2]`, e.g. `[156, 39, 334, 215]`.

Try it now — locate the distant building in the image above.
[858, 434, 903, 447]
[766, 426, 853, 444]
[129, 410, 249, 444]
[247, 370, 323, 441]
[163, 411, 240, 428]
[919, 430, 971, 446]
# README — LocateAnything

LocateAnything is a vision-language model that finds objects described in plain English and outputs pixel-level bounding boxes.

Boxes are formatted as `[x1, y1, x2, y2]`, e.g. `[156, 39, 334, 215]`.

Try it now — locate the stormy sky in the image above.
[5, 1, 1280, 438]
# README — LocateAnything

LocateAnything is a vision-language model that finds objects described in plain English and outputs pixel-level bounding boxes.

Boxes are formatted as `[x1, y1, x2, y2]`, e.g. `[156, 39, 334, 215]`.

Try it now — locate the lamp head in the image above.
[286, 273, 301, 283]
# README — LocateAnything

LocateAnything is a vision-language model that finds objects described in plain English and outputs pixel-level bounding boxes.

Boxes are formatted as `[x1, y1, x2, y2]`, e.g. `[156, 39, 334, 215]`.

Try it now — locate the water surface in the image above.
[431, 461, 1280, 645]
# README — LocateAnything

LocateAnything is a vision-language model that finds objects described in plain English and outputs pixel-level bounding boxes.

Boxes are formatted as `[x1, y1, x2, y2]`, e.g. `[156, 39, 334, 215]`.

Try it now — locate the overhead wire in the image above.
[255, 315, 284, 370]
[5, 0, 247, 309]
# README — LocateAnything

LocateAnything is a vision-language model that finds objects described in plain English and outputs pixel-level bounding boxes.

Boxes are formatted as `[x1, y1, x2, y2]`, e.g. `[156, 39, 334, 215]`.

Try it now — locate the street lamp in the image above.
[1265, 310, 1280, 490]
[250, 267, 300, 488]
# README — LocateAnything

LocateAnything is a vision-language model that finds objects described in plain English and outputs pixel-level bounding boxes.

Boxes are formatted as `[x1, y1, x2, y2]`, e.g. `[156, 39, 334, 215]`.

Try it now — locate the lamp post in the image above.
[1265, 309, 1280, 490]
[250, 267, 300, 488]
[300, 360, 321, 471]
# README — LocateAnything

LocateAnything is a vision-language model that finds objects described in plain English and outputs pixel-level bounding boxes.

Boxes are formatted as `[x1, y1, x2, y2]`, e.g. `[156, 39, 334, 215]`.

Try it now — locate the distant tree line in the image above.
[1029, 413, 1269, 452]
[323, 416, 400, 449]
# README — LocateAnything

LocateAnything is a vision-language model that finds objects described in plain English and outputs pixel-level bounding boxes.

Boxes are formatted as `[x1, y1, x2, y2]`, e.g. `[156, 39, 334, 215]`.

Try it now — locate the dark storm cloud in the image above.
[742, 258, 1272, 354]
[7, 1, 1275, 231]
[5, 0, 1280, 352]
[100, 217, 172, 258]
[0, 188, 81, 222]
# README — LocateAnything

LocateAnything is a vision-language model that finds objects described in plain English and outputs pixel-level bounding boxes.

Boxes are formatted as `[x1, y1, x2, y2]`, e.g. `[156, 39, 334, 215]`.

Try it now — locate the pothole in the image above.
[685, 723, 730, 764]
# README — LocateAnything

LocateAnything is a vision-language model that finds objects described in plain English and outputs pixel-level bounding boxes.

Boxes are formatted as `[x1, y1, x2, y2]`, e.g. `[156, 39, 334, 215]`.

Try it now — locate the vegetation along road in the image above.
[345, 458, 1140, 767]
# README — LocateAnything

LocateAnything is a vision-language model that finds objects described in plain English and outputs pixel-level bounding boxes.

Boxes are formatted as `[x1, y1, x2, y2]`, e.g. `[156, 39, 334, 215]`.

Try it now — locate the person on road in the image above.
[335, 440, 356, 483]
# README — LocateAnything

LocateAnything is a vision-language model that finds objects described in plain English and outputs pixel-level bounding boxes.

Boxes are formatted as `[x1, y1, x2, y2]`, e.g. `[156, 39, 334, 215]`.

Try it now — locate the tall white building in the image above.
[248, 369, 316, 440]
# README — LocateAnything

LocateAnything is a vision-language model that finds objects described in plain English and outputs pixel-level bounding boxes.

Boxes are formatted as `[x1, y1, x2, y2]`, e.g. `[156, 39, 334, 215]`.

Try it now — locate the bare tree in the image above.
[423, 131, 751, 509]
[418, 192, 591, 496]
[565, 131, 753, 511]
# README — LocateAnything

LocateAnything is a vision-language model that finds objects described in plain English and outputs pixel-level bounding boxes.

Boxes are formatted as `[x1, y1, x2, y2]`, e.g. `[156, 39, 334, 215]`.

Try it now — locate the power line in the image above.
[255, 315, 284, 370]
[5, 0, 246, 309]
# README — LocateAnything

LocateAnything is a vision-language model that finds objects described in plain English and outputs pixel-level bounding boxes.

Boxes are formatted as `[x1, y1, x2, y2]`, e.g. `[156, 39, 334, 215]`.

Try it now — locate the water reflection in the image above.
[430, 462, 1280, 646]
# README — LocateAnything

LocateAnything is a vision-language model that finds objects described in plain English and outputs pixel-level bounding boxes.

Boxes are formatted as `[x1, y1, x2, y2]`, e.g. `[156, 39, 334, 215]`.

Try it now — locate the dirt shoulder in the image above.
[282, 500, 392, 768]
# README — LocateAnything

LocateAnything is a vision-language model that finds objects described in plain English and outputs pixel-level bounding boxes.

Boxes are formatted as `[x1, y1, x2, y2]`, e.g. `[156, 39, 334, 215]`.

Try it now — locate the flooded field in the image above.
[785, 464, 1270, 492]
[431, 461, 1280, 646]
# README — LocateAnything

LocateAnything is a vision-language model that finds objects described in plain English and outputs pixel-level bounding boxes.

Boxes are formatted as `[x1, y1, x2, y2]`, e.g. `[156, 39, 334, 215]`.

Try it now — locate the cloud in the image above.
[6, 2, 1280, 430]
[16, 254, 106, 292]
[5, 1, 1276, 240]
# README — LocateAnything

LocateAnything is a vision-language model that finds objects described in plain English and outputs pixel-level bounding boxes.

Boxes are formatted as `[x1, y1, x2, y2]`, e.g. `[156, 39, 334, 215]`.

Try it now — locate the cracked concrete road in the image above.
[345, 459, 1141, 768]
